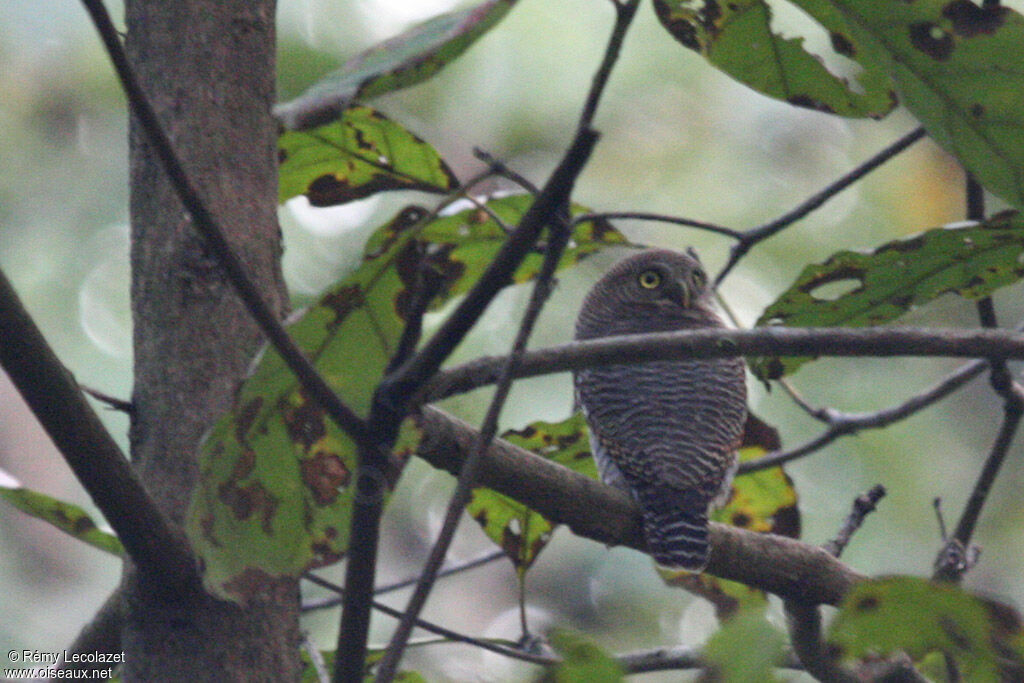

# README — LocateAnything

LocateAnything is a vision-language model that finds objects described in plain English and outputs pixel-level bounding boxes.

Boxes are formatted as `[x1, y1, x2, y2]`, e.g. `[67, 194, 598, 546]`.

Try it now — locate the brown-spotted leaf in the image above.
[827, 576, 1024, 679]
[278, 105, 458, 206]
[469, 413, 597, 573]
[753, 211, 1024, 379]
[188, 199, 629, 603]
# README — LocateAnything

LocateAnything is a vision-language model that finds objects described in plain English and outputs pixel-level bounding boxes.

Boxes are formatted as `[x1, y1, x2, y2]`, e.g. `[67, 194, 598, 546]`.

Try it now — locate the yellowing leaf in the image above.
[469, 413, 597, 572]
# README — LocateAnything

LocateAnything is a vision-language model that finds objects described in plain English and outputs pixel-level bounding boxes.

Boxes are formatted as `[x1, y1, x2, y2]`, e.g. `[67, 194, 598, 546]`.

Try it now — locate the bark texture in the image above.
[123, 1, 300, 679]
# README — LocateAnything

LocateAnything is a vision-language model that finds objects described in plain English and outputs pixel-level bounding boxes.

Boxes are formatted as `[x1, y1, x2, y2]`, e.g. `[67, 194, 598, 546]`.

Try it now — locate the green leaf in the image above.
[827, 576, 1024, 679]
[276, 0, 518, 130]
[279, 105, 459, 206]
[653, 0, 895, 118]
[753, 211, 1024, 379]
[702, 609, 787, 681]
[540, 630, 624, 683]
[0, 468, 124, 557]
[823, 0, 1024, 208]
[661, 414, 800, 611]
[187, 198, 629, 602]
[469, 413, 598, 572]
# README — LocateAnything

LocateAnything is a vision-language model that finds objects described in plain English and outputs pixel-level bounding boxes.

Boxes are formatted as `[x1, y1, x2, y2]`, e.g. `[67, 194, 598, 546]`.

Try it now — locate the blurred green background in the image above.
[2, 0, 1023, 679]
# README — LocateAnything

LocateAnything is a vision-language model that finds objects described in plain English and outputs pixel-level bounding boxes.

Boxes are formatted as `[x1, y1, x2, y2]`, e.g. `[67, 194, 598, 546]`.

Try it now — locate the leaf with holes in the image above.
[823, 0, 1024, 207]
[827, 576, 1024, 679]
[188, 200, 629, 603]
[276, 0, 518, 130]
[0, 468, 124, 557]
[653, 0, 895, 118]
[661, 414, 799, 611]
[753, 211, 1024, 379]
[278, 105, 458, 206]
[469, 413, 598, 573]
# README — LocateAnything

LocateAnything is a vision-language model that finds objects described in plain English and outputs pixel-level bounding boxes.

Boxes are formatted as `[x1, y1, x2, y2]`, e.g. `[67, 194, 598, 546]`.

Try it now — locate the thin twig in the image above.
[300, 550, 504, 612]
[934, 381, 1024, 582]
[304, 574, 556, 667]
[786, 486, 887, 682]
[933, 174, 1024, 583]
[81, 386, 134, 414]
[572, 211, 743, 239]
[0, 269, 195, 589]
[823, 484, 887, 558]
[740, 357, 987, 474]
[716, 126, 927, 284]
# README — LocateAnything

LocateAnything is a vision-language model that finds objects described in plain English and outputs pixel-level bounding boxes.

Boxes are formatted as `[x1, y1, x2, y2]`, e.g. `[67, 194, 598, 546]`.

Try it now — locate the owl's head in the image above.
[575, 248, 719, 339]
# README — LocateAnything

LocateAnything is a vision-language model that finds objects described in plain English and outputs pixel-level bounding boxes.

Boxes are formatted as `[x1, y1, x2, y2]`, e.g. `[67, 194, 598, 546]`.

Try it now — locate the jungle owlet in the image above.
[574, 248, 747, 571]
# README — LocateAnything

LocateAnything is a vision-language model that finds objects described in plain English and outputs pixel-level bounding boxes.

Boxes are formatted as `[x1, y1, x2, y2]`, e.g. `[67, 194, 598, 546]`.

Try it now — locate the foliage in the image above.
[275, 0, 518, 129]
[754, 211, 1024, 378]
[278, 106, 458, 205]
[539, 631, 624, 683]
[0, 468, 123, 557]
[186, 196, 627, 603]
[828, 576, 1024, 679]
[8, 0, 1024, 679]
[468, 413, 598, 573]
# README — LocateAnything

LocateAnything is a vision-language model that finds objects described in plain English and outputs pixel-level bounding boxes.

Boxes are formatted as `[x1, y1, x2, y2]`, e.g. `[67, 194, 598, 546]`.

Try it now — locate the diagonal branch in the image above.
[0, 269, 195, 588]
[716, 126, 927, 284]
[415, 406, 866, 606]
[740, 356, 987, 474]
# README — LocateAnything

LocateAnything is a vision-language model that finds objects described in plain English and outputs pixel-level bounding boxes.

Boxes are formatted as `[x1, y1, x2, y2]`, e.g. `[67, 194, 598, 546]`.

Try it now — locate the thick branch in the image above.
[0, 269, 195, 588]
[415, 406, 865, 606]
[423, 326, 1024, 403]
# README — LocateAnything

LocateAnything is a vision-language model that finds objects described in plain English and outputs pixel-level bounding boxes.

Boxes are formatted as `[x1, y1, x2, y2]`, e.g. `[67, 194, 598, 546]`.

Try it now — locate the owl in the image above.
[574, 248, 747, 571]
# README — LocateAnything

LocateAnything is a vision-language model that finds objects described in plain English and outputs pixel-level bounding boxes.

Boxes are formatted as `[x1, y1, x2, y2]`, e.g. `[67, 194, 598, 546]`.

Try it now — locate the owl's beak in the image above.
[670, 278, 692, 309]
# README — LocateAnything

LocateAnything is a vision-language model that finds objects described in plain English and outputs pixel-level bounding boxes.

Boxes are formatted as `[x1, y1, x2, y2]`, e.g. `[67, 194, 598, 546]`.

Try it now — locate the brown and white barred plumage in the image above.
[574, 248, 747, 571]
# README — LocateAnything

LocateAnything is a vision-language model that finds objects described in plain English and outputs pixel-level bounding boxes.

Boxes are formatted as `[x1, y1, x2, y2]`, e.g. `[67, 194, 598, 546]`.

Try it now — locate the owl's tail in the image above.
[635, 486, 710, 571]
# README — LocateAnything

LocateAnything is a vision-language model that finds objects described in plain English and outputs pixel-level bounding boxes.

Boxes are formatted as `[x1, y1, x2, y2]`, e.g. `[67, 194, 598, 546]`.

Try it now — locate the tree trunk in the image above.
[122, 1, 300, 679]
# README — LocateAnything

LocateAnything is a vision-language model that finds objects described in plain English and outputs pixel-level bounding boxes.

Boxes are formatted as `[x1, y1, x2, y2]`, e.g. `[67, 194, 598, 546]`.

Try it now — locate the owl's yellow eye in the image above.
[638, 269, 662, 289]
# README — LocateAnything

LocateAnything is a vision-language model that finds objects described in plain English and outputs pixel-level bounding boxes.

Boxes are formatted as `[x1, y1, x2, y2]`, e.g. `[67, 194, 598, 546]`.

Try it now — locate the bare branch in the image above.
[423, 326, 1024, 405]
[823, 484, 887, 558]
[717, 126, 926, 283]
[416, 406, 866, 606]
[572, 211, 743, 239]
[741, 357, 986, 474]
[377, 207, 574, 679]
[304, 573, 555, 667]
[0, 269, 195, 588]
